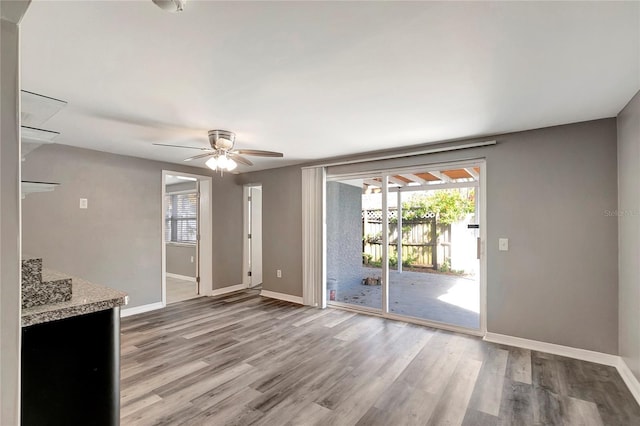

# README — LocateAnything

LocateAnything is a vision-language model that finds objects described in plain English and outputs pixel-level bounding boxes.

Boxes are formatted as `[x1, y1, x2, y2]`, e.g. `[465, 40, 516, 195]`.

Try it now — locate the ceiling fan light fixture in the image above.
[154, 129, 283, 174]
[205, 156, 218, 170]
[216, 155, 229, 169]
[206, 154, 236, 173]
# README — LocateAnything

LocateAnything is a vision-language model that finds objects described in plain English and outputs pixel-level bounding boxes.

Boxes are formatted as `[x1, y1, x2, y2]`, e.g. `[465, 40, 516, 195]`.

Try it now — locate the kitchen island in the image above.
[21, 268, 127, 426]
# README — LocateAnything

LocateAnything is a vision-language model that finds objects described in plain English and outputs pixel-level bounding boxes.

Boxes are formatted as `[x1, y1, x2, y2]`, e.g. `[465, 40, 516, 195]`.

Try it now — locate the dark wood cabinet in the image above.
[21, 307, 121, 426]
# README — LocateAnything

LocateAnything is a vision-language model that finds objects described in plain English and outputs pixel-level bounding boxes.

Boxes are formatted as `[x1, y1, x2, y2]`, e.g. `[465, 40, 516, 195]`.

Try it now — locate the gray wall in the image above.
[210, 172, 244, 289]
[236, 166, 303, 297]
[326, 119, 619, 354]
[618, 90, 640, 379]
[22, 144, 243, 308]
[166, 244, 196, 277]
[326, 181, 364, 291]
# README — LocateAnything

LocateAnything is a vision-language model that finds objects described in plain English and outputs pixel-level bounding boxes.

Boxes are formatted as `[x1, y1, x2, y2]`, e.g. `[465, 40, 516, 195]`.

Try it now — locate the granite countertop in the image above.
[21, 271, 128, 327]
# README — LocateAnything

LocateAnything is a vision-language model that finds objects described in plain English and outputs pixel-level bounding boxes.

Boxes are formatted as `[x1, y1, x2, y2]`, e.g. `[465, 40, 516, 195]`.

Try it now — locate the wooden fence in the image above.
[362, 208, 450, 269]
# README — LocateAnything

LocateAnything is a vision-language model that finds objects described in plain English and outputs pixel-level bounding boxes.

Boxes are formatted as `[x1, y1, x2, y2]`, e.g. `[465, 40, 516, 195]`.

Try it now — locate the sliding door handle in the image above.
[477, 237, 481, 260]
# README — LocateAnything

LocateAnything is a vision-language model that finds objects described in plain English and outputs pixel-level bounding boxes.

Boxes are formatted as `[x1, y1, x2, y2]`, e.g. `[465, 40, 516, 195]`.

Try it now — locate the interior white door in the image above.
[250, 187, 263, 286]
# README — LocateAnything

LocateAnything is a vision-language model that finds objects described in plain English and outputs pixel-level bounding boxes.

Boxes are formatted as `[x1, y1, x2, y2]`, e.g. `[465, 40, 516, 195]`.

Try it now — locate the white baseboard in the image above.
[483, 332, 619, 366]
[121, 301, 164, 318]
[166, 273, 196, 282]
[210, 283, 246, 297]
[260, 290, 303, 305]
[484, 332, 640, 406]
[616, 358, 640, 405]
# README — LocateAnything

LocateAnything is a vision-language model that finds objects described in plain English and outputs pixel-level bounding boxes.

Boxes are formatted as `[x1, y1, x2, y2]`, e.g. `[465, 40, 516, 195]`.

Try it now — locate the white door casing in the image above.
[161, 170, 213, 307]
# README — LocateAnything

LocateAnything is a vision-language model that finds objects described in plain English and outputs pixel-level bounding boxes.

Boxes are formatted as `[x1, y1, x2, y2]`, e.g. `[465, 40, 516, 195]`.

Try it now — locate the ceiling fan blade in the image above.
[234, 149, 283, 157]
[153, 143, 212, 151]
[228, 152, 253, 166]
[184, 152, 215, 162]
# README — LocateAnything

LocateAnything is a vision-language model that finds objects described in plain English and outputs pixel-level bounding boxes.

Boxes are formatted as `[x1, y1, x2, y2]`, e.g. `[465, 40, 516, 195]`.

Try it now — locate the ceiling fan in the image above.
[153, 130, 283, 172]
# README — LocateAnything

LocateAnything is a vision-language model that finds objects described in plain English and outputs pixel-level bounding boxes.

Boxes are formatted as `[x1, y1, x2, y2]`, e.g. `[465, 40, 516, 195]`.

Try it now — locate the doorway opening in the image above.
[325, 161, 485, 334]
[162, 171, 213, 306]
[243, 184, 263, 289]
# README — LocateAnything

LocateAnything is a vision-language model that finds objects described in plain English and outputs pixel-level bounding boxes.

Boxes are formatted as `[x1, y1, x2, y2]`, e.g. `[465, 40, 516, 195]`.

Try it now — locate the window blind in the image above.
[165, 192, 197, 243]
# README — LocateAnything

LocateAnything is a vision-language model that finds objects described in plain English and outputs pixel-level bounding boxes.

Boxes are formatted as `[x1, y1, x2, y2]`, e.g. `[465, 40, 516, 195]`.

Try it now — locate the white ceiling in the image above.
[20, 1, 639, 172]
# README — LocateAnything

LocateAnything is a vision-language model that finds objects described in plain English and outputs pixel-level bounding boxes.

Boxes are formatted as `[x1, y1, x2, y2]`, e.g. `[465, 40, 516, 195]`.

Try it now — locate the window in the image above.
[165, 192, 197, 243]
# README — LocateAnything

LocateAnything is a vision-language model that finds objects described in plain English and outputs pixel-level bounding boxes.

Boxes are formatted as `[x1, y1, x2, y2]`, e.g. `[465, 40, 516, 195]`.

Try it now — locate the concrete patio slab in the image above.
[327, 267, 480, 329]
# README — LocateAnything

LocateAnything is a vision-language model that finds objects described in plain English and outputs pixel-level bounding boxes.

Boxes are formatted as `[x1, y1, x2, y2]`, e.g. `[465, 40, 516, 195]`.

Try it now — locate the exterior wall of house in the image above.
[618, 90, 640, 380]
[324, 118, 618, 354]
[21, 144, 243, 309]
[326, 181, 364, 297]
[450, 213, 478, 274]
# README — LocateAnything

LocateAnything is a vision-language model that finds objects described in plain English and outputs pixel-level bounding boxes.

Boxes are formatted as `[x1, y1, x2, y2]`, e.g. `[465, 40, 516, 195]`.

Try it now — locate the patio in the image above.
[327, 267, 480, 329]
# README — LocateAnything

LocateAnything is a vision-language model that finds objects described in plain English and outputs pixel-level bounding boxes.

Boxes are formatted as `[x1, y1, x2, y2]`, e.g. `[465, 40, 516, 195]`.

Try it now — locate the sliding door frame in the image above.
[325, 159, 487, 336]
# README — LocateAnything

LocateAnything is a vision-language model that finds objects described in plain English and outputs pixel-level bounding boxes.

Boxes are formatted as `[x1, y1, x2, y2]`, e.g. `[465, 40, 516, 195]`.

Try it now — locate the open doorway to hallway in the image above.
[161, 171, 212, 306]
[164, 174, 199, 304]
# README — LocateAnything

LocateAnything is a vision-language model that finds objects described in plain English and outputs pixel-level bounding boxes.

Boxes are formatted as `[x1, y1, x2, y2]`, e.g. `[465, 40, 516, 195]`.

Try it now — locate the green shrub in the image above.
[438, 258, 465, 275]
[402, 189, 475, 225]
[363, 232, 382, 244]
[366, 254, 417, 269]
[389, 253, 418, 268]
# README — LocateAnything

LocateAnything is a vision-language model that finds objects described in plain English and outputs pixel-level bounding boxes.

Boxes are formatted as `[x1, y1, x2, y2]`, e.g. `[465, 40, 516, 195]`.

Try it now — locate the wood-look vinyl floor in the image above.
[120, 290, 640, 426]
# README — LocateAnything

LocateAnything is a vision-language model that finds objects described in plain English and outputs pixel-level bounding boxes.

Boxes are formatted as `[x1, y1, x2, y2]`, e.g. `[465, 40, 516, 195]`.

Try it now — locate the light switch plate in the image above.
[79, 198, 88, 209]
[499, 238, 509, 251]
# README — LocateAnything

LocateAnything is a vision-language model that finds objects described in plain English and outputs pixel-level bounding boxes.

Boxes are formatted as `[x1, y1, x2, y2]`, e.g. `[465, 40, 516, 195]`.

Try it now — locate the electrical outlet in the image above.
[79, 198, 88, 209]
[499, 238, 509, 251]
[276, 269, 282, 278]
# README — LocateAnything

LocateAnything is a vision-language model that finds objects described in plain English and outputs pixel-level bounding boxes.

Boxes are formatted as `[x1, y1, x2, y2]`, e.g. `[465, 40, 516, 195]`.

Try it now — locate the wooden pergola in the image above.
[363, 167, 480, 193]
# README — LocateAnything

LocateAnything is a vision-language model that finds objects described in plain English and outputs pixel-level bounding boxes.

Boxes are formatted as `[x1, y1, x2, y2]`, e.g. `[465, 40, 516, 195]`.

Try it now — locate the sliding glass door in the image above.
[326, 162, 483, 332]
[386, 169, 480, 329]
[326, 176, 383, 311]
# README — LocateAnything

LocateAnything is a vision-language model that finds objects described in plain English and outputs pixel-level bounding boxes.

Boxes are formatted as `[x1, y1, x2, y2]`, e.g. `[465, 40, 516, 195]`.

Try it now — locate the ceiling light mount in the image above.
[208, 130, 235, 150]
